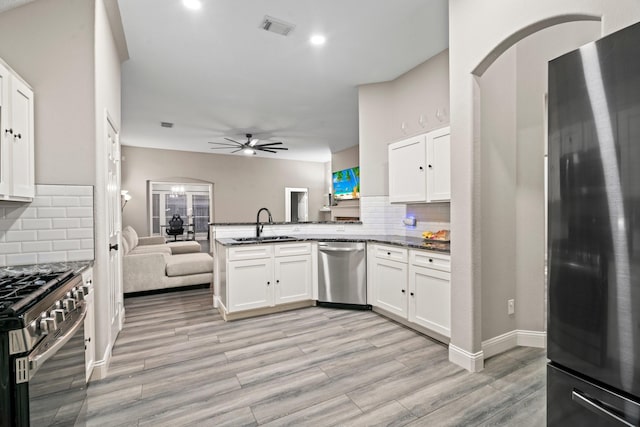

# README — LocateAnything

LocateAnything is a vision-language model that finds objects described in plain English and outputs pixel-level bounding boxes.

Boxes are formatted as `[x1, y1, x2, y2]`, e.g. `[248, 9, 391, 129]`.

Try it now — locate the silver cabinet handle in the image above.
[571, 390, 635, 427]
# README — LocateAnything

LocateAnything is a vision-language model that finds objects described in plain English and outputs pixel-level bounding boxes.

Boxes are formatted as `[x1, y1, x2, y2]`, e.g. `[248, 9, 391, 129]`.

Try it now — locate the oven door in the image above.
[26, 305, 87, 427]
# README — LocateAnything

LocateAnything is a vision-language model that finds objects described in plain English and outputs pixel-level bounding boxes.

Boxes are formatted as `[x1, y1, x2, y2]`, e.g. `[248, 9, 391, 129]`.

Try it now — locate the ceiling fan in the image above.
[208, 133, 289, 155]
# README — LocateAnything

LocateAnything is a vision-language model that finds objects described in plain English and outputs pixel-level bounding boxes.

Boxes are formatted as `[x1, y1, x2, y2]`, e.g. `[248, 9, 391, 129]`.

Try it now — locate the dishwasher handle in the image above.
[318, 246, 364, 253]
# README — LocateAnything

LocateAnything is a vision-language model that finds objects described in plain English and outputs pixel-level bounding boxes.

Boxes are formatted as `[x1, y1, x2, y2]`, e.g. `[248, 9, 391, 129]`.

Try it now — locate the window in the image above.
[148, 182, 212, 239]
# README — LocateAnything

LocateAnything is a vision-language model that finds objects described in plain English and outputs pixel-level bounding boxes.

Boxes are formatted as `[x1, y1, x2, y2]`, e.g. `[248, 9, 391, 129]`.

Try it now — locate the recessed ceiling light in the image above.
[310, 34, 326, 46]
[182, 0, 201, 11]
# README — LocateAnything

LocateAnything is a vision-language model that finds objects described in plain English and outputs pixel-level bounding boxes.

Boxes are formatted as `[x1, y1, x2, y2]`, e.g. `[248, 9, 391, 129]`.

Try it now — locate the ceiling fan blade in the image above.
[261, 146, 288, 150]
[255, 142, 284, 147]
[258, 148, 277, 153]
[224, 138, 244, 146]
[231, 148, 244, 153]
[209, 142, 241, 147]
[209, 147, 237, 150]
[249, 138, 259, 147]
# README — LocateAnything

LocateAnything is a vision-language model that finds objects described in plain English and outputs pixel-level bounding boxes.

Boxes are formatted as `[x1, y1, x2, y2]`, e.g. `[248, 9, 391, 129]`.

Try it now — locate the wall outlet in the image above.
[507, 299, 515, 315]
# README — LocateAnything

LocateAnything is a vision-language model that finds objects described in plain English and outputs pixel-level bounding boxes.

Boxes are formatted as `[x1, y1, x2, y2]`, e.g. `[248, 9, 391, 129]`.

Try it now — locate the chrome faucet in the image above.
[256, 207, 273, 238]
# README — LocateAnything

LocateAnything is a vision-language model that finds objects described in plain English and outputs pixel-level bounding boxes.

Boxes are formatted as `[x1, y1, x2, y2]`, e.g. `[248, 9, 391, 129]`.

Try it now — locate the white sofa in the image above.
[121, 226, 213, 294]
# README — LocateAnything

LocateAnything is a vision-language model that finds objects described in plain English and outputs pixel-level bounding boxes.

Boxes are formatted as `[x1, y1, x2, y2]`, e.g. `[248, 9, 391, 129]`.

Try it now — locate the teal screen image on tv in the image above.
[333, 166, 360, 200]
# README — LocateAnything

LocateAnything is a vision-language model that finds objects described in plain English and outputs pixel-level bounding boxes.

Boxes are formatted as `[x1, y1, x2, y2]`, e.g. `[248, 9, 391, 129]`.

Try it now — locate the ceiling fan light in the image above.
[310, 34, 326, 46]
[182, 0, 201, 10]
[243, 148, 255, 155]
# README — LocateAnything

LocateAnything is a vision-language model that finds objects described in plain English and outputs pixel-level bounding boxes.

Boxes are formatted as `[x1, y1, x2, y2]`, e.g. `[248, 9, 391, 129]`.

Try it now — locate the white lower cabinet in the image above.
[369, 244, 451, 338]
[408, 265, 451, 337]
[372, 257, 408, 318]
[225, 242, 312, 314]
[228, 258, 273, 312]
[274, 255, 312, 304]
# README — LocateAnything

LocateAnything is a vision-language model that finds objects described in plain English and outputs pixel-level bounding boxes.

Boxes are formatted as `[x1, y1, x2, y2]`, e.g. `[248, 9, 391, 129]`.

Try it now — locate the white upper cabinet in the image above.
[0, 59, 34, 201]
[426, 126, 451, 202]
[388, 126, 450, 204]
[388, 134, 427, 203]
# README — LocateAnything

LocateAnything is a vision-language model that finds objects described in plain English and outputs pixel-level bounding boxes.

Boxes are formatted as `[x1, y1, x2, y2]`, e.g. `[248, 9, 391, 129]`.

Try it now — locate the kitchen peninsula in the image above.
[213, 227, 451, 344]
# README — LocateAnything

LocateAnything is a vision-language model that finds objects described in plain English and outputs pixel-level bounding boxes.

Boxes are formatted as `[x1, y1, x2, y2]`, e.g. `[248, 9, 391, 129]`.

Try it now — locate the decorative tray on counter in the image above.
[422, 230, 450, 243]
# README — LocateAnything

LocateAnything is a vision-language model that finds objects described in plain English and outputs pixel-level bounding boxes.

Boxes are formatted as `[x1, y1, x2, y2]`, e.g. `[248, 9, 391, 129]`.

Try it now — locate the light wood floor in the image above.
[76, 289, 546, 426]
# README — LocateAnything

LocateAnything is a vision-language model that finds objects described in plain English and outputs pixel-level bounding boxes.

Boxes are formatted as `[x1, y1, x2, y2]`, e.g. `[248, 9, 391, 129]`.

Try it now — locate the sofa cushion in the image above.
[122, 237, 130, 256]
[122, 226, 135, 251]
[131, 245, 172, 255]
[128, 226, 139, 248]
[165, 253, 213, 277]
[167, 241, 201, 254]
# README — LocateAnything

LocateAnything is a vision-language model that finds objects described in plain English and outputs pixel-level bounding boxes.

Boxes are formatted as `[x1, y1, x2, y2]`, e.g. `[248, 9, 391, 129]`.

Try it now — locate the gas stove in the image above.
[0, 267, 89, 426]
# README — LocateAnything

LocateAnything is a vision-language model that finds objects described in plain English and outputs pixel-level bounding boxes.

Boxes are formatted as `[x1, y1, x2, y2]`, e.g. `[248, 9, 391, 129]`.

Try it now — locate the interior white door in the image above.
[106, 115, 123, 334]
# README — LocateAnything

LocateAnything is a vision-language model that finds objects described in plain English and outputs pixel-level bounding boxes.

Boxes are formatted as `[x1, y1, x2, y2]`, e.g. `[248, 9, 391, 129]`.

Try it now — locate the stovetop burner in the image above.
[0, 271, 73, 316]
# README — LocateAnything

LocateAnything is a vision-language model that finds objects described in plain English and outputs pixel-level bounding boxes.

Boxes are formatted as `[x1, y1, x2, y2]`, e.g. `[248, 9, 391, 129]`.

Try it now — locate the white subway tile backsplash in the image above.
[6, 230, 37, 242]
[53, 240, 81, 251]
[22, 219, 52, 230]
[67, 250, 94, 261]
[0, 243, 21, 254]
[52, 197, 80, 207]
[36, 185, 69, 196]
[67, 228, 93, 239]
[0, 184, 94, 267]
[37, 207, 66, 218]
[21, 241, 52, 253]
[37, 229, 66, 240]
[53, 218, 81, 229]
[66, 207, 92, 218]
[7, 253, 38, 266]
[37, 252, 67, 263]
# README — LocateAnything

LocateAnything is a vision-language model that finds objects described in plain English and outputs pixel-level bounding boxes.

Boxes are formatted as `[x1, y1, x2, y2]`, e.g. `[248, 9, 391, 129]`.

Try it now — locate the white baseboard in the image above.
[482, 329, 547, 359]
[91, 342, 113, 381]
[449, 344, 484, 372]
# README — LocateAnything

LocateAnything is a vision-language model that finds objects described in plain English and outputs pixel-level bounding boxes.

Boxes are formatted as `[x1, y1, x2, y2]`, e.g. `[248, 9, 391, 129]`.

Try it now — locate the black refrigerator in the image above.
[547, 21, 640, 426]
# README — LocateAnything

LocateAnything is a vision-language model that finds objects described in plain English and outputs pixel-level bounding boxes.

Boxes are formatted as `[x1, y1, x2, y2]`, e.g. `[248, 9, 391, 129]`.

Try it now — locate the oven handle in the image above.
[28, 304, 87, 380]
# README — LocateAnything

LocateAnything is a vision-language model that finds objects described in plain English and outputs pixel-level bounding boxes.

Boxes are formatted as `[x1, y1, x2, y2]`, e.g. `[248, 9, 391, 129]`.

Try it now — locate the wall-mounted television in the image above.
[332, 166, 360, 200]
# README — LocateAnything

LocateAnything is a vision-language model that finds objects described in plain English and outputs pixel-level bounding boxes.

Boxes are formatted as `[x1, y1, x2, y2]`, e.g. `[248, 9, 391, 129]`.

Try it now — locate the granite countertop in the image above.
[0, 260, 94, 278]
[216, 234, 450, 254]
[210, 221, 362, 226]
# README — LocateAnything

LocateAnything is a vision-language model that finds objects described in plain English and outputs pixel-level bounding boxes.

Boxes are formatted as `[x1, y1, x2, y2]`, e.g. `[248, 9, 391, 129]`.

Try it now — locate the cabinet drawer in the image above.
[374, 244, 408, 263]
[228, 245, 273, 261]
[274, 242, 311, 257]
[410, 250, 450, 272]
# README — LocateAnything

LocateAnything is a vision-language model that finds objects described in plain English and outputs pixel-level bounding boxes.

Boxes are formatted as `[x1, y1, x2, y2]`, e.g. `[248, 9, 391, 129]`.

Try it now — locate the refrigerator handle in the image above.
[571, 390, 635, 427]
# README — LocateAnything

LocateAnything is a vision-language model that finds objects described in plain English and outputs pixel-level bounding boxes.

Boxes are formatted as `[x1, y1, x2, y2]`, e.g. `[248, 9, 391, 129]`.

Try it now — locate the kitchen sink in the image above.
[233, 235, 297, 243]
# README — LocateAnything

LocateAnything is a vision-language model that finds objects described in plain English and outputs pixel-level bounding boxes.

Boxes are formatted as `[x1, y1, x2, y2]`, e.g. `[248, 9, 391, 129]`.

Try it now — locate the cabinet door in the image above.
[228, 258, 273, 312]
[0, 63, 10, 196]
[10, 78, 34, 198]
[408, 265, 450, 337]
[372, 258, 408, 317]
[427, 127, 450, 202]
[388, 135, 427, 203]
[84, 290, 95, 382]
[274, 254, 312, 304]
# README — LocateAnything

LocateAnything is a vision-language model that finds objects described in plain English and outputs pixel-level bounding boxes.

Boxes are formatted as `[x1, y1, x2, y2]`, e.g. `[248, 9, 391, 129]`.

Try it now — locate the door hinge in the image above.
[15, 357, 28, 384]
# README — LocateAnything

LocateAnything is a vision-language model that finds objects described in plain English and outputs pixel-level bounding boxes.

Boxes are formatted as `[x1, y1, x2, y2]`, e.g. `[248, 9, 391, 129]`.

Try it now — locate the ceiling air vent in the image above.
[160, 122, 174, 128]
[260, 15, 295, 37]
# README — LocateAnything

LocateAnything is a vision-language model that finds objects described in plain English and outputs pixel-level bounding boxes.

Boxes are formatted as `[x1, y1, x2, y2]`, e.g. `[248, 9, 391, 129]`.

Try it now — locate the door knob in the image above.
[109, 243, 119, 251]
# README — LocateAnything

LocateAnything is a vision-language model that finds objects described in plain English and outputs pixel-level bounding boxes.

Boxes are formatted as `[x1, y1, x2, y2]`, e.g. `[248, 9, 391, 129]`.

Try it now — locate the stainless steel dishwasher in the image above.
[317, 241, 370, 309]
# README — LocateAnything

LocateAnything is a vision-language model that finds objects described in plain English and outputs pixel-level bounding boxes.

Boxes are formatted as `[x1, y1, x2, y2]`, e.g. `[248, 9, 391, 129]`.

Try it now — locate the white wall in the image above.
[359, 50, 450, 197]
[449, 0, 640, 370]
[0, 0, 96, 185]
[479, 47, 518, 339]
[121, 146, 327, 235]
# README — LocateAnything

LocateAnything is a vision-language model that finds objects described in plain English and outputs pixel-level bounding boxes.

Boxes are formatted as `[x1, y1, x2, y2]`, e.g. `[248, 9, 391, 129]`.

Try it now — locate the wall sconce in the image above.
[121, 190, 132, 210]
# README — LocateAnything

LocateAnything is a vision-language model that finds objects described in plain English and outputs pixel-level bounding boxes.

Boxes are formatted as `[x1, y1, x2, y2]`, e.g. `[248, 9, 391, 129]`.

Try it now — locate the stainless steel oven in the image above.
[1, 269, 90, 427]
